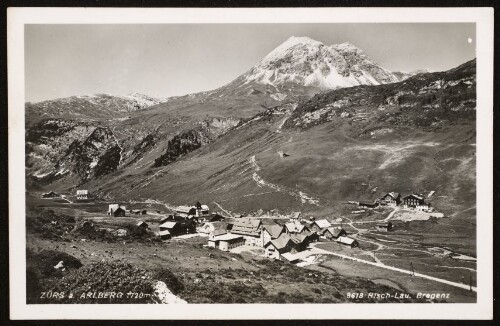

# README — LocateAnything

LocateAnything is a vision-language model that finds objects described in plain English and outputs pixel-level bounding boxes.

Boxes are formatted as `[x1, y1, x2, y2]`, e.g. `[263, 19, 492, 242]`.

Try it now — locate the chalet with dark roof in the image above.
[336, 236, 359, 248]
[159, 219, 196, 237]
[262, 224, 285, 246]
[403, 194, 425, 209]
[379, 192, 401, 206]
[264, 234, 296, 260]
[376, 222, 393, 232]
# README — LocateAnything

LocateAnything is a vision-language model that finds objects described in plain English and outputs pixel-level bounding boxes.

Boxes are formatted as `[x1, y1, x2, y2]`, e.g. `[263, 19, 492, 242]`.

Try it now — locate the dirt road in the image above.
[309, 243, 477, 292]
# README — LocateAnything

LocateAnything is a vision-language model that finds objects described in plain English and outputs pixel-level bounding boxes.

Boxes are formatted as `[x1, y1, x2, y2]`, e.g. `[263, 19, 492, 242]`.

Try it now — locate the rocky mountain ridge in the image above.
[240, 36, 406, 90]
[26, 93, 168, 125]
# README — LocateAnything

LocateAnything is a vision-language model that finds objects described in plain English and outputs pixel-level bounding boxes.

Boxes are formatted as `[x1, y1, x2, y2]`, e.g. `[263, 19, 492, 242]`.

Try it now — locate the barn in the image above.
[376, 222, 393, 232]
[336, 236, 359, 248]
[113, 207, 126, 217]
[159, 220, 196, 237]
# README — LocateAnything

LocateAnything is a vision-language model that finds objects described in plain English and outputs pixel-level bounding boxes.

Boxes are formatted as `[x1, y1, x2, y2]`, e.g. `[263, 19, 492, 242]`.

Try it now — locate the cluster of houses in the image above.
[41, 191, 61, 199]
[107, 204, 149, 217]
[40, 189, 88, 200]
[205, 216, 359, 263]
[358, 192, 433, 212]
[156, 203, 220, 240]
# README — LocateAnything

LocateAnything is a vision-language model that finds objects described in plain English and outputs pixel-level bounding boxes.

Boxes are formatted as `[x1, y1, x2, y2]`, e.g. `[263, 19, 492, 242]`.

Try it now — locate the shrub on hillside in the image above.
[152, 268, 184, 294]
[26, 249, 83, 277]
[39, 261, 155, 304]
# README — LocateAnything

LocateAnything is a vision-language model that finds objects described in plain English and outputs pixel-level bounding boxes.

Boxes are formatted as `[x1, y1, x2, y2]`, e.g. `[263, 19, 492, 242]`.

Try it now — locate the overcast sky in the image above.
[25, 23, 476, 102]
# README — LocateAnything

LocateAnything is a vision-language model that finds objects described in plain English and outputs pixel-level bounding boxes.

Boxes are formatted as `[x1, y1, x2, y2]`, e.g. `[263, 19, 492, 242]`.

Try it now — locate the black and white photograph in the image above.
[8, 7, 493, 320]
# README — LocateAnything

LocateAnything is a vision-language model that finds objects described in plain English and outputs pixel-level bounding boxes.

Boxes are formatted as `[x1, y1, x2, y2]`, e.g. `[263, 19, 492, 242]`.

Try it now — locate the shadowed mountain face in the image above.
[26, 57, 475, 220]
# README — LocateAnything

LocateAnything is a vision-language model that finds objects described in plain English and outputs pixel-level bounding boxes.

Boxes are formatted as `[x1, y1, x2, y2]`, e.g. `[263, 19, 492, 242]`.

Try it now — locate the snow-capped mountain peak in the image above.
[409, 68, 434, 75]
[242, 36, 404, 90]
[330, 41, 361, 51]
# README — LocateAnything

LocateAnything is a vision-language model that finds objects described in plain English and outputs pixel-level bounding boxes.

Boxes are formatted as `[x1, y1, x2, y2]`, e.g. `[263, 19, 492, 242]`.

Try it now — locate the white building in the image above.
[76, 189, 88, 200]
[208, 234, 245, 251]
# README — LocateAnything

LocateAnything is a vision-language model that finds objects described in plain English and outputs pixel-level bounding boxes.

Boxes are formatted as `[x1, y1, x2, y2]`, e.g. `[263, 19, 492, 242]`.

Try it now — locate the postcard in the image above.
[8, 7, 493, 320]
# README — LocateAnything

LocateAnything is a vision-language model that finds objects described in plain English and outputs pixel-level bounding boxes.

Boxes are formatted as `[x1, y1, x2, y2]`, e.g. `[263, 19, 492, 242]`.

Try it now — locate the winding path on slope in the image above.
[213, 201, 234, 217]
[248, 154, 320, 206]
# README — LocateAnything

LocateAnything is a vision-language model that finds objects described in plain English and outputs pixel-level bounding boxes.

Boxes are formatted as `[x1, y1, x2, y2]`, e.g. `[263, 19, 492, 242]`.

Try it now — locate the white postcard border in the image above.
[8, 7, 494, 320]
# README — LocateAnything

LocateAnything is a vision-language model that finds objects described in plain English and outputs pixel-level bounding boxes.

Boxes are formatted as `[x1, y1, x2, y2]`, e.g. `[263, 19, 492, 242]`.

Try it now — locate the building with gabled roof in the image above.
[176, 203, 210, 219]
[322, 226, 347, 240]
[108, 204, 127, 216]
[379, 192, 401, 206]
[289, 233, 310, 251]
[159, 219, 196, 237]
[403, 194, 426, 209]
[159, 221, 177, 230]
[209, 228, 227, 240]
[264, 234, 296, 260]
[176, 205, 197, 217]
[416, 203, 432, 212]
[336, 236, 359, 248]
[230, 217, 264, 246]
[113, 206, 126, 217]
[376, 222, 393, 232]
[310, 219, 331, 233]
[158, 230, 171, 240]
[262, 224, 285, 246]
[136, 221, 148, 229]
[281, 252, 300, 264]
[284, 220, 309, 234]
[205, 213, 225, 223]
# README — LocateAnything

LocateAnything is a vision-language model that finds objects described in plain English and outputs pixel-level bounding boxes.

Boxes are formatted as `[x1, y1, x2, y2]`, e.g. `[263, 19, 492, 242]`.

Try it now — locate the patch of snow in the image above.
[152, 281, 187, 304]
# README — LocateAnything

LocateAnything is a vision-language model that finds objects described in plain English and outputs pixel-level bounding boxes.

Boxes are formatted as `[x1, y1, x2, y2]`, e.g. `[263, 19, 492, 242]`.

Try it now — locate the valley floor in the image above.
[25, 198, 476, 304]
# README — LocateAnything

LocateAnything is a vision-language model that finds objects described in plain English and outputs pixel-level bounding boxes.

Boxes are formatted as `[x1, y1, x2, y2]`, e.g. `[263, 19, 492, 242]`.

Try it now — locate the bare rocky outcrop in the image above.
[152, 281, 187, 304]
